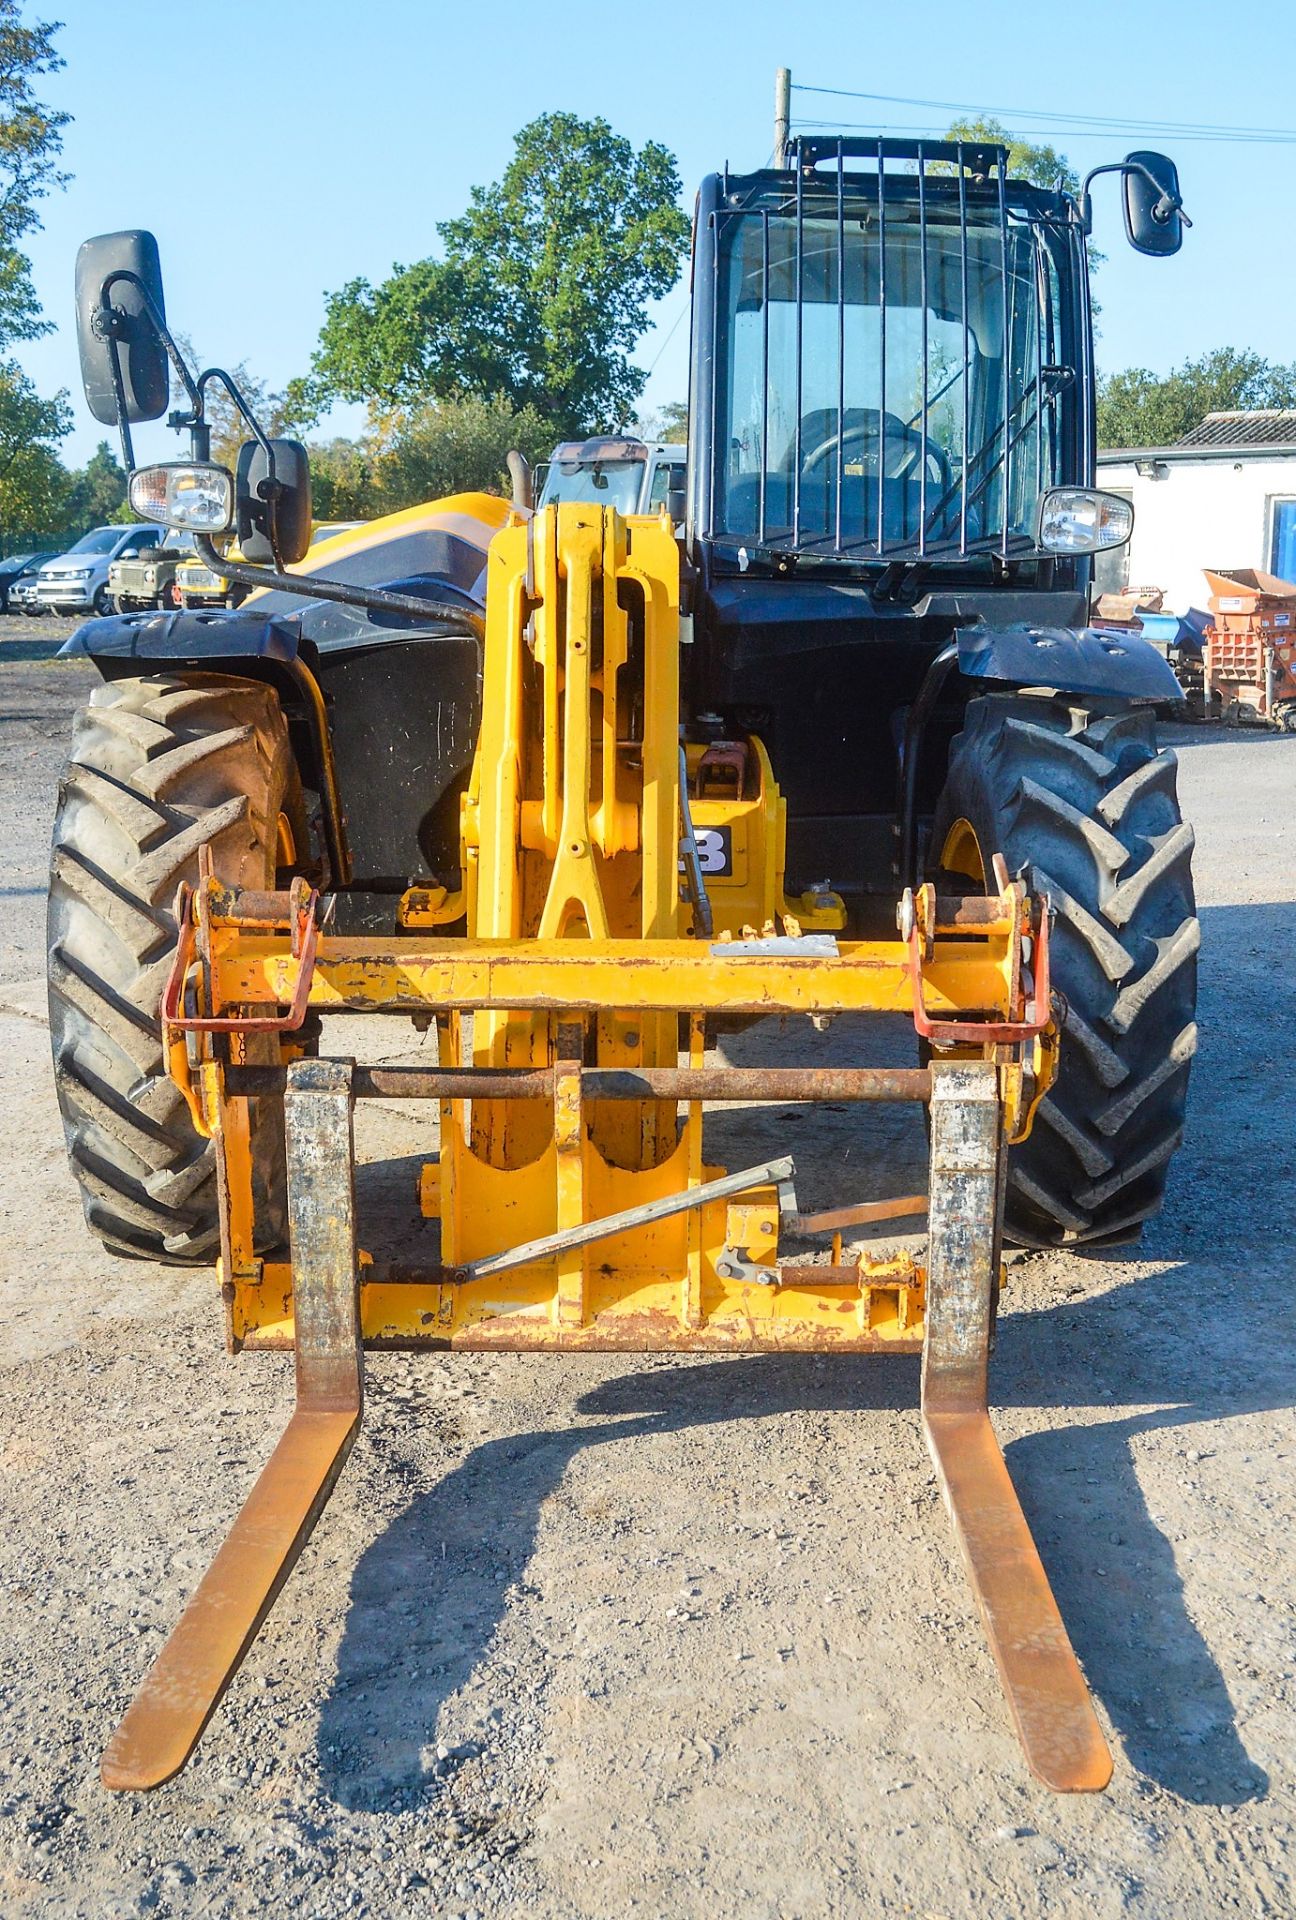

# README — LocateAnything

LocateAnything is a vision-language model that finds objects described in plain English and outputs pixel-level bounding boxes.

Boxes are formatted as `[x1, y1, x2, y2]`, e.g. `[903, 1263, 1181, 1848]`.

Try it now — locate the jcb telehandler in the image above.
[50, 136, 1197, 1795]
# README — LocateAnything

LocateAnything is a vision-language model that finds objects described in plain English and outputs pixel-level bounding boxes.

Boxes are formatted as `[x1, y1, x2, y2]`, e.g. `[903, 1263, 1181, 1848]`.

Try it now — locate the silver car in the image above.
[35, 524, 166, 615]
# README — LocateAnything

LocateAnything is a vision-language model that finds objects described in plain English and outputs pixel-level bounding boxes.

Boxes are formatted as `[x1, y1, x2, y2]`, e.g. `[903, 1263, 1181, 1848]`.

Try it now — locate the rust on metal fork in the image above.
[101, 1059, 362, 1792]
[921, 1061, 1112, 1793]
[224, 1063, 934, 1104]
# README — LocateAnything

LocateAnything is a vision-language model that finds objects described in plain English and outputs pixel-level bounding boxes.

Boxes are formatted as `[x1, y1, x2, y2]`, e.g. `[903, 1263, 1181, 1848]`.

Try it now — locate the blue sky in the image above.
[19, 0, 1296, 466]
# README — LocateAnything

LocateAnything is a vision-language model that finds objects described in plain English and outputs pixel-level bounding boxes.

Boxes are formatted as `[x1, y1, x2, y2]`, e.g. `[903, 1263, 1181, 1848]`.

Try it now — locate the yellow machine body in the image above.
[170, 502, 1046, 1357]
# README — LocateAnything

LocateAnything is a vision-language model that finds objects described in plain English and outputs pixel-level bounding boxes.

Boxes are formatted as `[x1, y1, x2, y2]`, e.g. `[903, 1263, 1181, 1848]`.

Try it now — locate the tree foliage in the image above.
[1097, 348, 1296, 449]
[944, 116, 1079, 195]
[298, 113, 690, 436]
[377, 393, 552, 504]
[308, 393, 552, 521]
[65, 438, 128, 525]
[305, 436, 380, 523]
[0, 4, 73, 546]
[0, 357, 67, 543]
[638, 398, 687, 443]
[0, 1, 69, 350]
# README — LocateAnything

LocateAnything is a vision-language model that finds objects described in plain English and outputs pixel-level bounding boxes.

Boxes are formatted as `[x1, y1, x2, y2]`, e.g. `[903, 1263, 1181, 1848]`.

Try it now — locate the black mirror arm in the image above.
[197, 367, 275, 464]
[1152, 188, 1192, 229]
[197, 367, 284, 562]
[191, 533, 487, 639]
[102, 326, 135, 474]
[96, 267, 205, 469]
[99, 267, 202, 410]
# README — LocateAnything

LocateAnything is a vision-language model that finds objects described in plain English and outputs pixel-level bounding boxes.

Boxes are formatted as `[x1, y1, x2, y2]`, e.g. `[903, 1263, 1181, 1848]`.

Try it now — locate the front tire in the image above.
[931, 695, 1199, 1249]
[48, 674, 305, 1262]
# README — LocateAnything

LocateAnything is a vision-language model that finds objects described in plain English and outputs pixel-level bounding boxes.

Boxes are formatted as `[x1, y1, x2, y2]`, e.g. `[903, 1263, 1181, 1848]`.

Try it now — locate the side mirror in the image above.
[1123, 152, 1184, 256]
[235, 438, 312, 565]
[667, 475, 687, 524]
[74, 231, 171, 424]
[119, 547, 139, 559]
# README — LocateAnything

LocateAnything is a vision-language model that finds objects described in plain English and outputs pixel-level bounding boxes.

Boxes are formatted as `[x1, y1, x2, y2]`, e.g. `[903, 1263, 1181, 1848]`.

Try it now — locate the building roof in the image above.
[1176, 410, 1296, 450]
[1100, 408, 1296, 464]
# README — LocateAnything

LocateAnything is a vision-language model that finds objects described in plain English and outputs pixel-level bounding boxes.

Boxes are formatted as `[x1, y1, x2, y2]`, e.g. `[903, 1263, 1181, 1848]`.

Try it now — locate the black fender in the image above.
[62, 607, 353, 885]
[896, 621, 1186, 885]
[955, 621, 1185, 703]
[60, 594, 485, 905]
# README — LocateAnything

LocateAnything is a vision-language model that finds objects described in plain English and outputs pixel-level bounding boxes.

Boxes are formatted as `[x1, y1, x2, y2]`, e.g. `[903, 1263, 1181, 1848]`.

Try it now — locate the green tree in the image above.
[0, 6, 74, 547]
[1096, 348, 1296, 448]
[306, 436, 382, 522]
[0, 2, 69, 351]
[638, 399, 687, 443]
[377, 393, 552, 504]
[306, 393, 554, 521]
[65, 439, 128, 526]
[172, 336, 294, 470]
[300, 113, 690, 436]
[0, 359, 69, 543]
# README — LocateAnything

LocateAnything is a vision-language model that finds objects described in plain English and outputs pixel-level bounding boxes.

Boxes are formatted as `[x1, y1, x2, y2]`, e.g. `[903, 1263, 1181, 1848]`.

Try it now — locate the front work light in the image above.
[1037, 487, 1133, 555]
[128, 462, 234, 532]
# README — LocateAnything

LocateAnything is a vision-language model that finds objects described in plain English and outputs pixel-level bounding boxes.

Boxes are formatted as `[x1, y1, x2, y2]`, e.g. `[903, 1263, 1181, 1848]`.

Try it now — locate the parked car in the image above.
[174, 539, 247, 611]
[176, 520, 362, 609]
[34, 524, 167, 615]
[0, 551, 53, 613]
[9, 570, 44, 615]
[108, 531, 196, 612]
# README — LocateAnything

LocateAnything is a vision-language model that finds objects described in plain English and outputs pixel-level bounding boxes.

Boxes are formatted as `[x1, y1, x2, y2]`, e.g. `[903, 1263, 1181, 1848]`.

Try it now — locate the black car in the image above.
[0, 551, 51, 613]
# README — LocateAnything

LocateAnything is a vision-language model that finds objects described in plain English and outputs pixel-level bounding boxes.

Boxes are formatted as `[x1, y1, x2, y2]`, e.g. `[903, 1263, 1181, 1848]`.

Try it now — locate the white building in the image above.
[1096, 410, 1296, 615]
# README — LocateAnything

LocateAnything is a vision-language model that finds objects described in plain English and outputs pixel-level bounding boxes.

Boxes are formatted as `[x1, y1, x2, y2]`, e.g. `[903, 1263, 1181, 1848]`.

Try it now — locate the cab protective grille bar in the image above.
[710, 140, 1060, 565]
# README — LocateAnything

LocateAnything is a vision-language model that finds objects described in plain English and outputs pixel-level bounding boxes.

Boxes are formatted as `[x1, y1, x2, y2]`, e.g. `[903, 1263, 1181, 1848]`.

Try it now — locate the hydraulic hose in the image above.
[193, 534, 485, 639]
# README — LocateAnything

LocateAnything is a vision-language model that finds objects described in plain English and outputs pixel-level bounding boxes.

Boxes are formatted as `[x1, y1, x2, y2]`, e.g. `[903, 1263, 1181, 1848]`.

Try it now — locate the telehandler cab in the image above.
[50, 136, 1196, 1794]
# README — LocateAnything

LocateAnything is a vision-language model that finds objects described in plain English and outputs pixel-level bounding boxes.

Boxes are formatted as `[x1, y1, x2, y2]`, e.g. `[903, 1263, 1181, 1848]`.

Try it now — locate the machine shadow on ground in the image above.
[316, 897, 1288, 1816]
[0, 635, 75, 664]
[318, 1264, 1285, 1814]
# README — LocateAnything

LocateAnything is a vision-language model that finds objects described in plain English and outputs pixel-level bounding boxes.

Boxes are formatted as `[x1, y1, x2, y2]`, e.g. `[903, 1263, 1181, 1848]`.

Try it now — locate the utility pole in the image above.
[774, 67, 791, 169]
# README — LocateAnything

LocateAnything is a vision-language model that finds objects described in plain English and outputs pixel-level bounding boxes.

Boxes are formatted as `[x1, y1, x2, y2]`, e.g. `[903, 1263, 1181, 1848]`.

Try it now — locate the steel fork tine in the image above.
[921, 1063, 1113, 1793]
[101, 1060, 362, 1791]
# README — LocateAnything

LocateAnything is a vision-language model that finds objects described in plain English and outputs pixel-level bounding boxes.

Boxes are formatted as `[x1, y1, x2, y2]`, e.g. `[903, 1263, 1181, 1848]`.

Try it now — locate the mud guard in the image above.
[956, 622, 1184, 703]
[60, 601, 484, 905]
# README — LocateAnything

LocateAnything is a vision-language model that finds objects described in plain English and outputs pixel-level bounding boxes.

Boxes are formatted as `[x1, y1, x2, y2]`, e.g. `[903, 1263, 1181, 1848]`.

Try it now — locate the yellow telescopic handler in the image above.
[50, 134, 1198, 1796]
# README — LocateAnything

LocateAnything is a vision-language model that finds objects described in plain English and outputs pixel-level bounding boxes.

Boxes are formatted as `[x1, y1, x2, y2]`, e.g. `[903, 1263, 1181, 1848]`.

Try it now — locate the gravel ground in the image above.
[1, 613, 1294, 1918]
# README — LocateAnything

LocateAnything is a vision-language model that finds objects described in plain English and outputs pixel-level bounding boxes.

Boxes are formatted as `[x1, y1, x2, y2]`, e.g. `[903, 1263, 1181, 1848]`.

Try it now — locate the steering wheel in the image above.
[801, 408, 953, 496]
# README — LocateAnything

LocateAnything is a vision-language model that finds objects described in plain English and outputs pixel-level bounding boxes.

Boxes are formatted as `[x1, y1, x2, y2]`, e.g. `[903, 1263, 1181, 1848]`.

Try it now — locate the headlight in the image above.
[143, 568, 158, 585]
[128, 462, 234, 532]
[66, 566, 92, 579]
[1037, 487, 1133, 555]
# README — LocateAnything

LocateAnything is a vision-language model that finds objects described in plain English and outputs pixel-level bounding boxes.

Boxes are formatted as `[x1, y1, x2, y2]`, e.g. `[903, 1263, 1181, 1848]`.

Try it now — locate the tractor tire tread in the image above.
[47, 673, 301, 1265]
[931, 694, 1197, 1248]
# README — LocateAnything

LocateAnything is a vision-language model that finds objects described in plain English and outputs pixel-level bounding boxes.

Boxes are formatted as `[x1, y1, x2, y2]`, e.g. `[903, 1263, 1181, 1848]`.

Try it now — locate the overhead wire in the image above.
[643, 296, 689, 376]
[790, 82, 1296, 147]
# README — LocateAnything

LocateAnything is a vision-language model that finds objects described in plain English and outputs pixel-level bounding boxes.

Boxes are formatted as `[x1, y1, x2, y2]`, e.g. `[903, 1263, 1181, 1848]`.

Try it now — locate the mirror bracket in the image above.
[89, 264, 207, 473]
